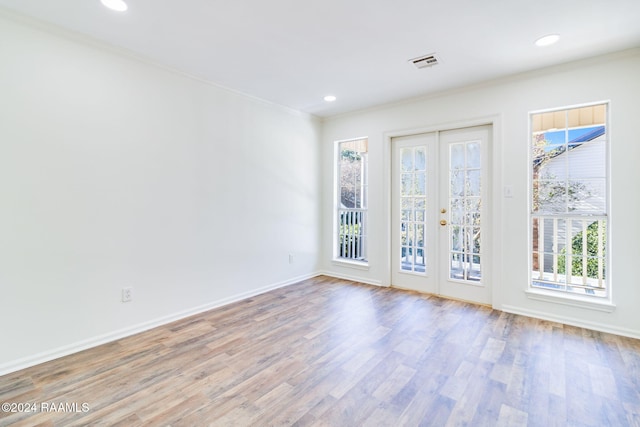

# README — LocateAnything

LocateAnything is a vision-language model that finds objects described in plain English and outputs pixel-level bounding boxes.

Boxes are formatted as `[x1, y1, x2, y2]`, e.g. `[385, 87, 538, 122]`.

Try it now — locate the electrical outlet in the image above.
[122, 287, 133, 302]
[289, 254, 294, 264]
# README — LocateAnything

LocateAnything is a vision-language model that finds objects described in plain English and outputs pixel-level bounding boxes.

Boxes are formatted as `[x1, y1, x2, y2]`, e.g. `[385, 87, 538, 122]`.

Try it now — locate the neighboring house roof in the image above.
[533, 125, 605, 167]
[569, 125, 606, 143]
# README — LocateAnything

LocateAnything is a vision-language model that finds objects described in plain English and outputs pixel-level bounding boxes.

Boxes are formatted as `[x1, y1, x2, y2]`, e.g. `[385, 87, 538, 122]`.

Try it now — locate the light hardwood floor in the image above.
[1, 275, 639, 426]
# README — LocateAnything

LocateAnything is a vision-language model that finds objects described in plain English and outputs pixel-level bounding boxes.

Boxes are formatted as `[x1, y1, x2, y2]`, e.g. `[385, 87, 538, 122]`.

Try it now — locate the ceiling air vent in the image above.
[409, 54, 439, 69]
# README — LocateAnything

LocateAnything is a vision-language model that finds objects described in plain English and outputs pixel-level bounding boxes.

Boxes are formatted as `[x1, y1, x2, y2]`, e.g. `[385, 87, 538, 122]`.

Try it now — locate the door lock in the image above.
[440, 219, 447, 226]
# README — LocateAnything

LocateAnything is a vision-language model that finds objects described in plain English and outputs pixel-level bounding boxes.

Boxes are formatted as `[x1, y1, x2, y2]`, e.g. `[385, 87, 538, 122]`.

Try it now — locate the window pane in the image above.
[341, 187, 355, 208]
[568, 179, 606, 214]
[337, 139, 368, 262]
[533, 180, 567, 213]
[568, 138, 606, 179]
[529, 104, 607, 297]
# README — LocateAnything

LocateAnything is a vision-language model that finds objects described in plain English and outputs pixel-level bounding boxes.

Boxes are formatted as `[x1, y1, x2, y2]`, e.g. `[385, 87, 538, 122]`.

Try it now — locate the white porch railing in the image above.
[532, 216, 606, 295]
[338, 209, 366, 261]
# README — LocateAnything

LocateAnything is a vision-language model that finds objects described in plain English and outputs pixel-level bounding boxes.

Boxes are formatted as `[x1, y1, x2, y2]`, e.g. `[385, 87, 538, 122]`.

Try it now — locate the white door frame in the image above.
[382, 115, 503, 309]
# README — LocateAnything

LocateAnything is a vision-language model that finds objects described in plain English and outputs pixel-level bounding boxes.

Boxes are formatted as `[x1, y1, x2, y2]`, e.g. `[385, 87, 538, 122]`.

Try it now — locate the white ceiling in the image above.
[1, 0, 639, 117]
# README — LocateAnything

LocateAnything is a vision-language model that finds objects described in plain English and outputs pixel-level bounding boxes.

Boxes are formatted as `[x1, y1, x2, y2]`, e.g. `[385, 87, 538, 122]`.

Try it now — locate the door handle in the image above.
[440, 219, 447, 226]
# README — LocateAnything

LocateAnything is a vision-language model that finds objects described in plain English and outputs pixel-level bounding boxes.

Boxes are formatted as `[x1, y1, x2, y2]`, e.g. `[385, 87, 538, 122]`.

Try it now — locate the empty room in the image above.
[1, 0, 639, 425]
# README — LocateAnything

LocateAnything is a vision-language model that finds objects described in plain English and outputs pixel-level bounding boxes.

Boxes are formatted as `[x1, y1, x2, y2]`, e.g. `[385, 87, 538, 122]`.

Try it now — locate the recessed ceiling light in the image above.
[324, 95, 337, 102]
[535, 34, 560, 47]
[101, 0, 128, 12]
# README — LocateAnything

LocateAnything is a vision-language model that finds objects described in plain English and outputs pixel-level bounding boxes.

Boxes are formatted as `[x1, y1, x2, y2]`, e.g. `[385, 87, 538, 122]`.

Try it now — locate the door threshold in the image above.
[389, 285, 492, 308]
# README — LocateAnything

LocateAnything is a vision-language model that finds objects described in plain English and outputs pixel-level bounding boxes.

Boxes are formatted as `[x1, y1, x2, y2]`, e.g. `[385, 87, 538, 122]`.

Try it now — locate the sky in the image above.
[543, 126, 604, 149]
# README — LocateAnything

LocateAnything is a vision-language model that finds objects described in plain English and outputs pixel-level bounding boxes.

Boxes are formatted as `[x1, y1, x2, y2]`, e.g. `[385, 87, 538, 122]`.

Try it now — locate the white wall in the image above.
[321, 49, 640, 338]
[0, 13, 321, 373]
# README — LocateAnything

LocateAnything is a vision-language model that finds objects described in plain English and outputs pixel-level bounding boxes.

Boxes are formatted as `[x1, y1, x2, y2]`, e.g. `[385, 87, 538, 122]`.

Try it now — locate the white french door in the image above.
[391, 125, 492, 305]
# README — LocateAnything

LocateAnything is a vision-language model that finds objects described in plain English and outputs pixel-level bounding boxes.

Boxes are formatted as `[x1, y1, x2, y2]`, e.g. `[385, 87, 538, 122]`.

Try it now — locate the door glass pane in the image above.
[416, 174, 426, 195]
[451, 144, 465, 170]
[415, 148, 426, 171]
[415, 248, 425, 273]
[449, 140, 482, 283]
[466, 170, 481, 196]
[466, 142, 481, 169]
[450, 198, 463, 225]
[450, 253, 464, 280]
[401, 174, 412, 196]
[466, 197, 480, 213]
[469, 256, 481, 282]
[401, 148, 413, 171]
[398, 146, 428, 274]
[472, 228, 481, 253]
[451, 170, 464, 196]
[402, 197, 411, 210]
[407, 223, 414, 246]
[416, 224, 425, 248]
[401, 246, 412, 271]
[401, 222, 408, 245]
[451, 225, 462, 251]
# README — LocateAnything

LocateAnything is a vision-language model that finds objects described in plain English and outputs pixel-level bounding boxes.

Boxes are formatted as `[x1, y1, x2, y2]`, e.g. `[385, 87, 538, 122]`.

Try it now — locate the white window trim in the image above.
[527, 100, 612, 307]
[333, 136, 369, 266]
[525, 288, 615, 312]
[331, 258, 370, 270]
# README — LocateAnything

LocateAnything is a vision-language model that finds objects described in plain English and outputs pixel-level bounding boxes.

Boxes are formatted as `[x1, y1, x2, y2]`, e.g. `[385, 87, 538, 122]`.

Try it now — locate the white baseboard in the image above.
[0, 272, 321, 377]
[318, 270, 384, 287]
[501, 304, 640, 340]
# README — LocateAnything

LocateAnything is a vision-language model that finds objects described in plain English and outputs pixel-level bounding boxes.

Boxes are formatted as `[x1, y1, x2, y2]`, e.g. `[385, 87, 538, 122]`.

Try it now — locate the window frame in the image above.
[527, 101, 613, 308]
[333, 137, 369, 266]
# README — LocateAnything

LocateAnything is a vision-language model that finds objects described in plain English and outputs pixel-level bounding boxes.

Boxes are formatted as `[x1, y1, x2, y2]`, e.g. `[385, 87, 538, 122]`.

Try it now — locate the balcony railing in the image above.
[532, 215, 606, 296]
[338, 209, 366, 261]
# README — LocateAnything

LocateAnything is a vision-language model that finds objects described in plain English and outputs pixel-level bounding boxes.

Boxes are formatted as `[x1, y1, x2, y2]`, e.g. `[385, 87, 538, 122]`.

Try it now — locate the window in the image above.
[530, 103, 609, 298]
[335, 138, 368, 263]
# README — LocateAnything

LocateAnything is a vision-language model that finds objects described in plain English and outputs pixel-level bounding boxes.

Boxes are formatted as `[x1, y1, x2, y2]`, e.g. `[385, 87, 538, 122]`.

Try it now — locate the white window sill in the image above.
[332, 259, 369, 270]
[525, 288, 616, 313]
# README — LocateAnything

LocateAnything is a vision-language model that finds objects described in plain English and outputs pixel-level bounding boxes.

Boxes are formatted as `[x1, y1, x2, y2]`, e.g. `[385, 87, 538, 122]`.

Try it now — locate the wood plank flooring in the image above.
[1, 275, 639, 426]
